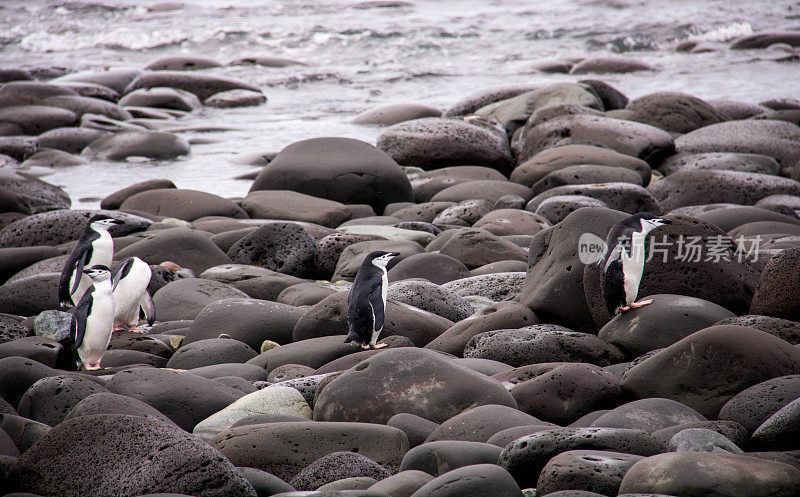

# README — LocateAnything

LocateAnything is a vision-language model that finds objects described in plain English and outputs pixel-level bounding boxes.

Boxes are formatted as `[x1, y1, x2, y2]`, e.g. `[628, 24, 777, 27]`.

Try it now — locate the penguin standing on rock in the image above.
[345, 251, 400, 349]
[600, 213, 671, 316]
[112, 257, 155, 332]
[59, 214, 123, 308]
[64, 265, 115, 370]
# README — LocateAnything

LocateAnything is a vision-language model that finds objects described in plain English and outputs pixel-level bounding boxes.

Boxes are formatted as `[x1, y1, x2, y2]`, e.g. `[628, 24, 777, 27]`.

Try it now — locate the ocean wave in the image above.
[688, 21, 753, 42]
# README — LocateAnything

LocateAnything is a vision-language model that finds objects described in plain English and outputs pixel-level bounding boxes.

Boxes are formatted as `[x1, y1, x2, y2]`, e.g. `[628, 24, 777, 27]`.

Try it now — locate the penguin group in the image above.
[600, 212, 671, 316]
[345, 251, 400, 350]
[59, 214, 156, 370]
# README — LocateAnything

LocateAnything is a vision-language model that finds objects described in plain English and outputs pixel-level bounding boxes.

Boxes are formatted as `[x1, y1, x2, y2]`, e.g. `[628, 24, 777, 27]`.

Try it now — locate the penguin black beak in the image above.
[111, 219, 125, 225]
[659, 219, 672, 225]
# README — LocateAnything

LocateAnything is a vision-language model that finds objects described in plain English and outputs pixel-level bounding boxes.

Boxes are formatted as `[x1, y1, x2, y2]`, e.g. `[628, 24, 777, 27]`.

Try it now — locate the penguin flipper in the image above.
[112, 257, 135, 291]
[71, 298, 91, 351]
[59, 246, 90, 307]
[140, 291, 156, 326]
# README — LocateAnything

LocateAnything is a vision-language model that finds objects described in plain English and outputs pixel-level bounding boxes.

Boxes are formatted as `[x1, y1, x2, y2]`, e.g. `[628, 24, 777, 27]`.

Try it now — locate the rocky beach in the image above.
[1, 0, 800, 496]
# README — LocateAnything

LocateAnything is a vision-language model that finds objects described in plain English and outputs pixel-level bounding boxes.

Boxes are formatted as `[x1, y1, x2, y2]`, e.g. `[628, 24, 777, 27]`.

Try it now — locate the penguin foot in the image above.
[630, 299, 654, 308]
[84, 362, 102, 371]
[361, 344, 371, 350]
[617, 305, 632, 314]
[370, 343, 388, 349]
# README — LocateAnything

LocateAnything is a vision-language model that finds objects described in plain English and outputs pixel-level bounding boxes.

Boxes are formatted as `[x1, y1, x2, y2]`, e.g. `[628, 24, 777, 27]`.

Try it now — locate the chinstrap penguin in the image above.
[345, 251, 400, 349]
[600, 213, 671, 315]
[63, 265, 115, 370]
[112, 256, 155, 332]
[59, 214, 123, 308]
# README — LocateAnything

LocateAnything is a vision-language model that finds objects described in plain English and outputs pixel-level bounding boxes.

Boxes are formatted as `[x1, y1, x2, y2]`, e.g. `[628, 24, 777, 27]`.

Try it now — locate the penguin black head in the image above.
[88, 214, 124, 230]
[633, 213, 671, 233]
[365, 251, 400, 269]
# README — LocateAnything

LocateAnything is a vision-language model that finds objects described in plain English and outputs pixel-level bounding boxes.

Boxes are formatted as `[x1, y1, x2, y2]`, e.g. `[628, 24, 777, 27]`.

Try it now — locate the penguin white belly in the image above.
[621, 248, 646, 306]
[78, 298, 114, 366]
[371, 267, 389, 346]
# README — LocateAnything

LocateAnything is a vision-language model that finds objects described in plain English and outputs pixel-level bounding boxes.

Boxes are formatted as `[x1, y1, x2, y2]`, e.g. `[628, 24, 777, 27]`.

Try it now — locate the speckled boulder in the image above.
[669, 427, 743, 454]
[210, 421, 408, 481]
[250, 138, 413, 213]
[387, 281, 473, 322]
[0, 273, 61, 316]
[100, 179, 177, 210]
[431, 199, 493, 226]
[625, 91, 727, 133]
[750, 248, 800, 320]
[472, 209, 549, 236]
[534, 195, 609, 224]
[675, 119, 800, 166]
[241, 191, 351, 228]
[511, 144, 651, 187]
[166, 338, 257, 369]
[313, 348, 517, 424]
[531, 165, 644, 197]
[120, 189, 247, 221]
[443, 85, 540, 117]
[518, 115, 675, 167]
[332, 240, 423, 281]
[290, 452, 390, 491]
[12, 414, 256, 497]
[17, 375, 108, 426]
[591, 398, 706, 432]
[376, 118, 514, 175]
[152, 278, 248, 321]
[621, 325, 800, 418]
[424, 404, 543, 443]
[429, 180, 533, 204]
[124, 70, 261, 100]
[83, 130, 190, 160]
[718, 375, 800, 433]
[526, 182, 662, 215]
[537, 450, 644, 497]
[63, 392, 179, 428]
[0, 209, 149, 247]
[618, 452, 800, 497]
[227, 223, 316, 277]
[185, 297, 305, 349]
[314, 232, 387, 278]
[750, 396, 800, 449]
[407, 464, 523, 497]
[498, 427, 663, 488]
[659, 152, 781, 176]
[0, 170, 66, 214]
[116, 228, 231, 274]
[649, 170, 800, 211]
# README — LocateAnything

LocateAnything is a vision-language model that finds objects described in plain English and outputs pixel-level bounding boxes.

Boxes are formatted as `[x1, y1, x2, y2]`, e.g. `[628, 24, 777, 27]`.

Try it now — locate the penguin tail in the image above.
[343, 330, 360, 344]
[57, 336, 80, 371]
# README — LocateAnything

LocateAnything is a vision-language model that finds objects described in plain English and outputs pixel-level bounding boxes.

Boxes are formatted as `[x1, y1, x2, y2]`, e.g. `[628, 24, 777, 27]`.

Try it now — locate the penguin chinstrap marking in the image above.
[600, 213, 671, 316]
[345, 251, 400, 350]
[67, 265, 115, 370]
[112, 257, 155, 332]
[59, 214, 124, 309]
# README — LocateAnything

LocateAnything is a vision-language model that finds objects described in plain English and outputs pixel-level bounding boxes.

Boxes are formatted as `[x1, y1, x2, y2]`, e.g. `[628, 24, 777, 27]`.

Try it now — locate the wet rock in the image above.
[313, 348, 516, 424]
[106, 367, 243, 431]
[675, 119, 800, 166]
[527, 182, 662, 215]
[121, 188, 247, 221]
[56, 69, 143, 95]
[569, 57, 654, 74]
[116, 228, 231, 274]
[290, 452, 390, 491]
[750, 247, 800, 320]
[625, 91, 727, 133]
[498, 427, 663, 488]
[227, 223, 316, 277]
[438, 228, 527, 269]
[578, 80, 629, 110]
[408, 464, 522, 497]
[511, 363, 623, 425]
[718, 375, 800, 433]
[205, 89, 267, 108]
[598, 294, 735, 358]
[119, 87, 201, 111]
[210, 421, 409, 481]
[669, 428, 743, 454]
[144, 55, 222, 70]
[618, 452, 800, 497]
[443, 85, 539, 117]
[152, 278, 248, 321]
[464, 328, 624, 367]
[186, 297, 305, 349]
[83, 130, 190, 160]
[387, 281, 473, 322]
[17, 374, 108, 425]
[0, 169, 70, 214]
[124, 70, 262, 100]
[42, 95, 131, 121]
[35, 127, 109, 154]
[53, 81, 120, 101]
[424, 404, 543, 443]
[425, 301, 537, 356]
[730, 31, 800, 49]
[13, 414, 256, 497]
[166, 338, 257, 369]
[620, 325, 800, 418]
[400, 441, 502, 476]
[293, 290, 451, 346]
[251, 138, 413, 213]
[376, 118, 514, 175]
[241, 191, 351, 228]
[100, 179, 177, 210]
[353, 103, 442, 126]
[649, 170, 800, 211]
[0, 105, 77, 135]
[518, 115, 675, 167]
[659, 152, 781, 176]
[537, 450, 644, 497]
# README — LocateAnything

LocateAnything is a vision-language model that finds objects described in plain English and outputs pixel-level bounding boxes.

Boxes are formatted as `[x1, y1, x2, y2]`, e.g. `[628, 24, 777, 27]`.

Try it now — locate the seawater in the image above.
[2, 0, 799, 208]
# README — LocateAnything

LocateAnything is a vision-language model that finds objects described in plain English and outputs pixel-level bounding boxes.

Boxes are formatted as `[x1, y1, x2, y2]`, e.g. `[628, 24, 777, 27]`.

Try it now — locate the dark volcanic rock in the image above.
[227, 223, 316, 277]
[63, 391, 179, 428]
[100, 179, 176, 210]
[569, 57, 654, 74]
[675, 119, 800, 166]
[424, 404, 543, 443]
[400, 441, 503, 476]
[443, 85, 539, 117]
[387, 413, 440, 448]
[621, 325, 800, 418]
[0, 209, 149, 247]
[526, 182, 662, 215]
[625, 91, 727, 133]
[591, 398, 706, 432]
[0, 273, 60, 316]
[376, 118, 514, 175]
[210, 421, 409, 481]
[166, 338, 257, 369]
[368, 470, 433, 497]
[152, 278, 248, 321]
[17, 374, 108, 426]
[387, 252, 470, 285]
[718, 375, 800, 433]
[730, 30, 800, 49]
[407, 464, 523, 497]
[0, 105, 77, 135]
[106, 367, 243, 431]
[578, 80, 629, 110]
[242, 191, 351, 228]
[120, 188, 247, 221]
[659, 152, 781, 176]
[313, 348, 517, 424]
[750, 248, 800, 320]
[119, 87, 202, 111]
[124, 70, 261, 100]
[250, 138, 413, 213]
[116, 228, 232, 274]
[438, 227, 528, 269]
[13, 414, 256, 497]
[290, 452, 390, 491]
[618, 452, 800, 497]
[0, 336, 64, 367]
[498, 427, 662, 488]
[537, 450, 644, 497]
[0, 169, 70, 214]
